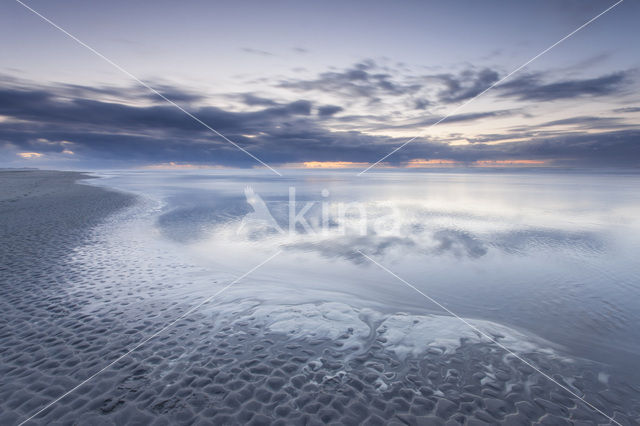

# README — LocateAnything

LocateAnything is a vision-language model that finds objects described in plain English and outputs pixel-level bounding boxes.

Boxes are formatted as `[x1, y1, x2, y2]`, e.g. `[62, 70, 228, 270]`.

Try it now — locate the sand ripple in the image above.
[2, 171, 639, 425]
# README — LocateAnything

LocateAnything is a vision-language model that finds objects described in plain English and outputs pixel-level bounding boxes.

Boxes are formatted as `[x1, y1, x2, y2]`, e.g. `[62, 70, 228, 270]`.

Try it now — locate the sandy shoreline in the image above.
[0, 170, 136, 424]
[0, 169, 135, 272]
[1, 170, 638, 425]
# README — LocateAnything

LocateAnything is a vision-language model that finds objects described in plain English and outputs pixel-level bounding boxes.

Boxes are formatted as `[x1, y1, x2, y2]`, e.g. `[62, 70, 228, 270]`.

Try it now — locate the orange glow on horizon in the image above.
[474, 159, 547, 166]
[302, 161, 370, 169]
[406, 158, 458, 167]
[141, 159, 548, 171]
[17, 152, 43, 159]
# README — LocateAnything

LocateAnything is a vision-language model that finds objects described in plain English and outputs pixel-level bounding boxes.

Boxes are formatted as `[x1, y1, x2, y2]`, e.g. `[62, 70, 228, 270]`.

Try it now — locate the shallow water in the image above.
[6, 168, 629, 424]
[89, 169, 640, 373]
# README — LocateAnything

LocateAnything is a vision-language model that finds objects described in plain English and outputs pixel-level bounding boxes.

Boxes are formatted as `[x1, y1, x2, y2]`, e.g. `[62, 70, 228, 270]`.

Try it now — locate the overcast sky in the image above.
[1, 0, 639, 169]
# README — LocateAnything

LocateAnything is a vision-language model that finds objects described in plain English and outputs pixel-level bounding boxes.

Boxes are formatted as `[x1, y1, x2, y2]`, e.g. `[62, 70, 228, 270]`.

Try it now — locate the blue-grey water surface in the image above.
[90, 169, 640, 376]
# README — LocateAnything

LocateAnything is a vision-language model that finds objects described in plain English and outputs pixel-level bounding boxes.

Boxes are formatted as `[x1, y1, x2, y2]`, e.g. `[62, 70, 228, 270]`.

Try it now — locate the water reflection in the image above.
[92, 169, 640, 372]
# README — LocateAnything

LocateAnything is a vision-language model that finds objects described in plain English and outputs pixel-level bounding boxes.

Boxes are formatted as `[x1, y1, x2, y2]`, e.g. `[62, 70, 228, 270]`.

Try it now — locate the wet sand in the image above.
[0, 170, 135, 424]
[1, 170, 639, 425]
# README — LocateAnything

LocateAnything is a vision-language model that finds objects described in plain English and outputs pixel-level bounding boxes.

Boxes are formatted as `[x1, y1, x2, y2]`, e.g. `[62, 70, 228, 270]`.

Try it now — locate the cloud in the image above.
[272, 61, 635, 125]
[146, 85, 205, 104]
[0, 77, 638, 168]
[530, 115, 637, 131]
[241, 47, 275, 56]
[371, 109, 518, 132]
[613, 106, 640, 113]
[498, 71, 631, 101]
[237, 93, 280, 107]
[541, 116, 617, 126]
[317, 105, 343, 117]
[434, 68, 500, 103]
[482, 130, 640, 167]
[0, 85, 311, 135]
[414, 99, 430, 110]
[424, 67, 633, 104]
[278, 60, 422, 101]
[41, 81, 205, 105]
[17, 152, 43, 159]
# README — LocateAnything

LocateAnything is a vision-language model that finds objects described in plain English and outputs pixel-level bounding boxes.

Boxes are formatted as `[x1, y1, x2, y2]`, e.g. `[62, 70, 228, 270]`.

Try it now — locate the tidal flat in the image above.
[1, 169, 639, 425]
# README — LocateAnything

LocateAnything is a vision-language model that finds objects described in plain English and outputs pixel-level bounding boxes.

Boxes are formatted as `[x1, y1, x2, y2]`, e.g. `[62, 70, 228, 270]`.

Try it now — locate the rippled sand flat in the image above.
[1, 170, 639, 425]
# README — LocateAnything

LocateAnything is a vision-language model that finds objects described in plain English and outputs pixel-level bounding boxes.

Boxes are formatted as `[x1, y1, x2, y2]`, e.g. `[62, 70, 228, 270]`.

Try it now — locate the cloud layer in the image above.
[0, 59, 638, 168]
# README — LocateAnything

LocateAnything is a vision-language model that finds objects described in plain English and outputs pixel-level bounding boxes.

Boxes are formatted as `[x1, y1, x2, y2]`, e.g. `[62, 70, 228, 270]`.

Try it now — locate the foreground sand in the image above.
[1, 170, 638, 425]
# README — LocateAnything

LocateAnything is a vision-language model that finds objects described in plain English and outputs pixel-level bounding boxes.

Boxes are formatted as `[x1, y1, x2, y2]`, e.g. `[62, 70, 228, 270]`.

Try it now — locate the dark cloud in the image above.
[434, 68, 500, 103]
[317, 105, 343, 117]
[431, 109, 514, 124]
[0, 82, 317, 165]
[0, 85, 311, 135]
[0, 78, 638, 168]
[376, 109, 517, 131]
[53, 81, 205, 105]
[275, 60, 634, 114]
[279, 60, 421, 101]
[426, 67, 634, 104]
[542, 116, 616, 126]
[498, 71, 631, 101]
[613, 106, 640, 113]
[414, 99, 430, 110]
[146, 85, 205, 104]
[536, 116, 631, 130]
[238, 93, 279, 107]
[478, 130, 640, 167]
[267, 59, 636, 129]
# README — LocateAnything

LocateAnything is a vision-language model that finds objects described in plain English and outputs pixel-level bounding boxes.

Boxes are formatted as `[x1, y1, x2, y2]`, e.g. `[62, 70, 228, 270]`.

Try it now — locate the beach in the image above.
[3, 0, 639, 423]
[1, 169, 639, 425]
[0, 170, 134, 424]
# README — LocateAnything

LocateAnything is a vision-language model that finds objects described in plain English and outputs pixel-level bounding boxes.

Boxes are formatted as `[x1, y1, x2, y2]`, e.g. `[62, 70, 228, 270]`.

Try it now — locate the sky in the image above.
[0, 0, 639, 170]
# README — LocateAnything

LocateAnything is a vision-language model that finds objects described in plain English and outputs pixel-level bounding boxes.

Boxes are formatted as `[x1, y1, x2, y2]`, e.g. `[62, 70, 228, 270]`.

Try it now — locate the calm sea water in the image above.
[90, 169, 640, 375]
